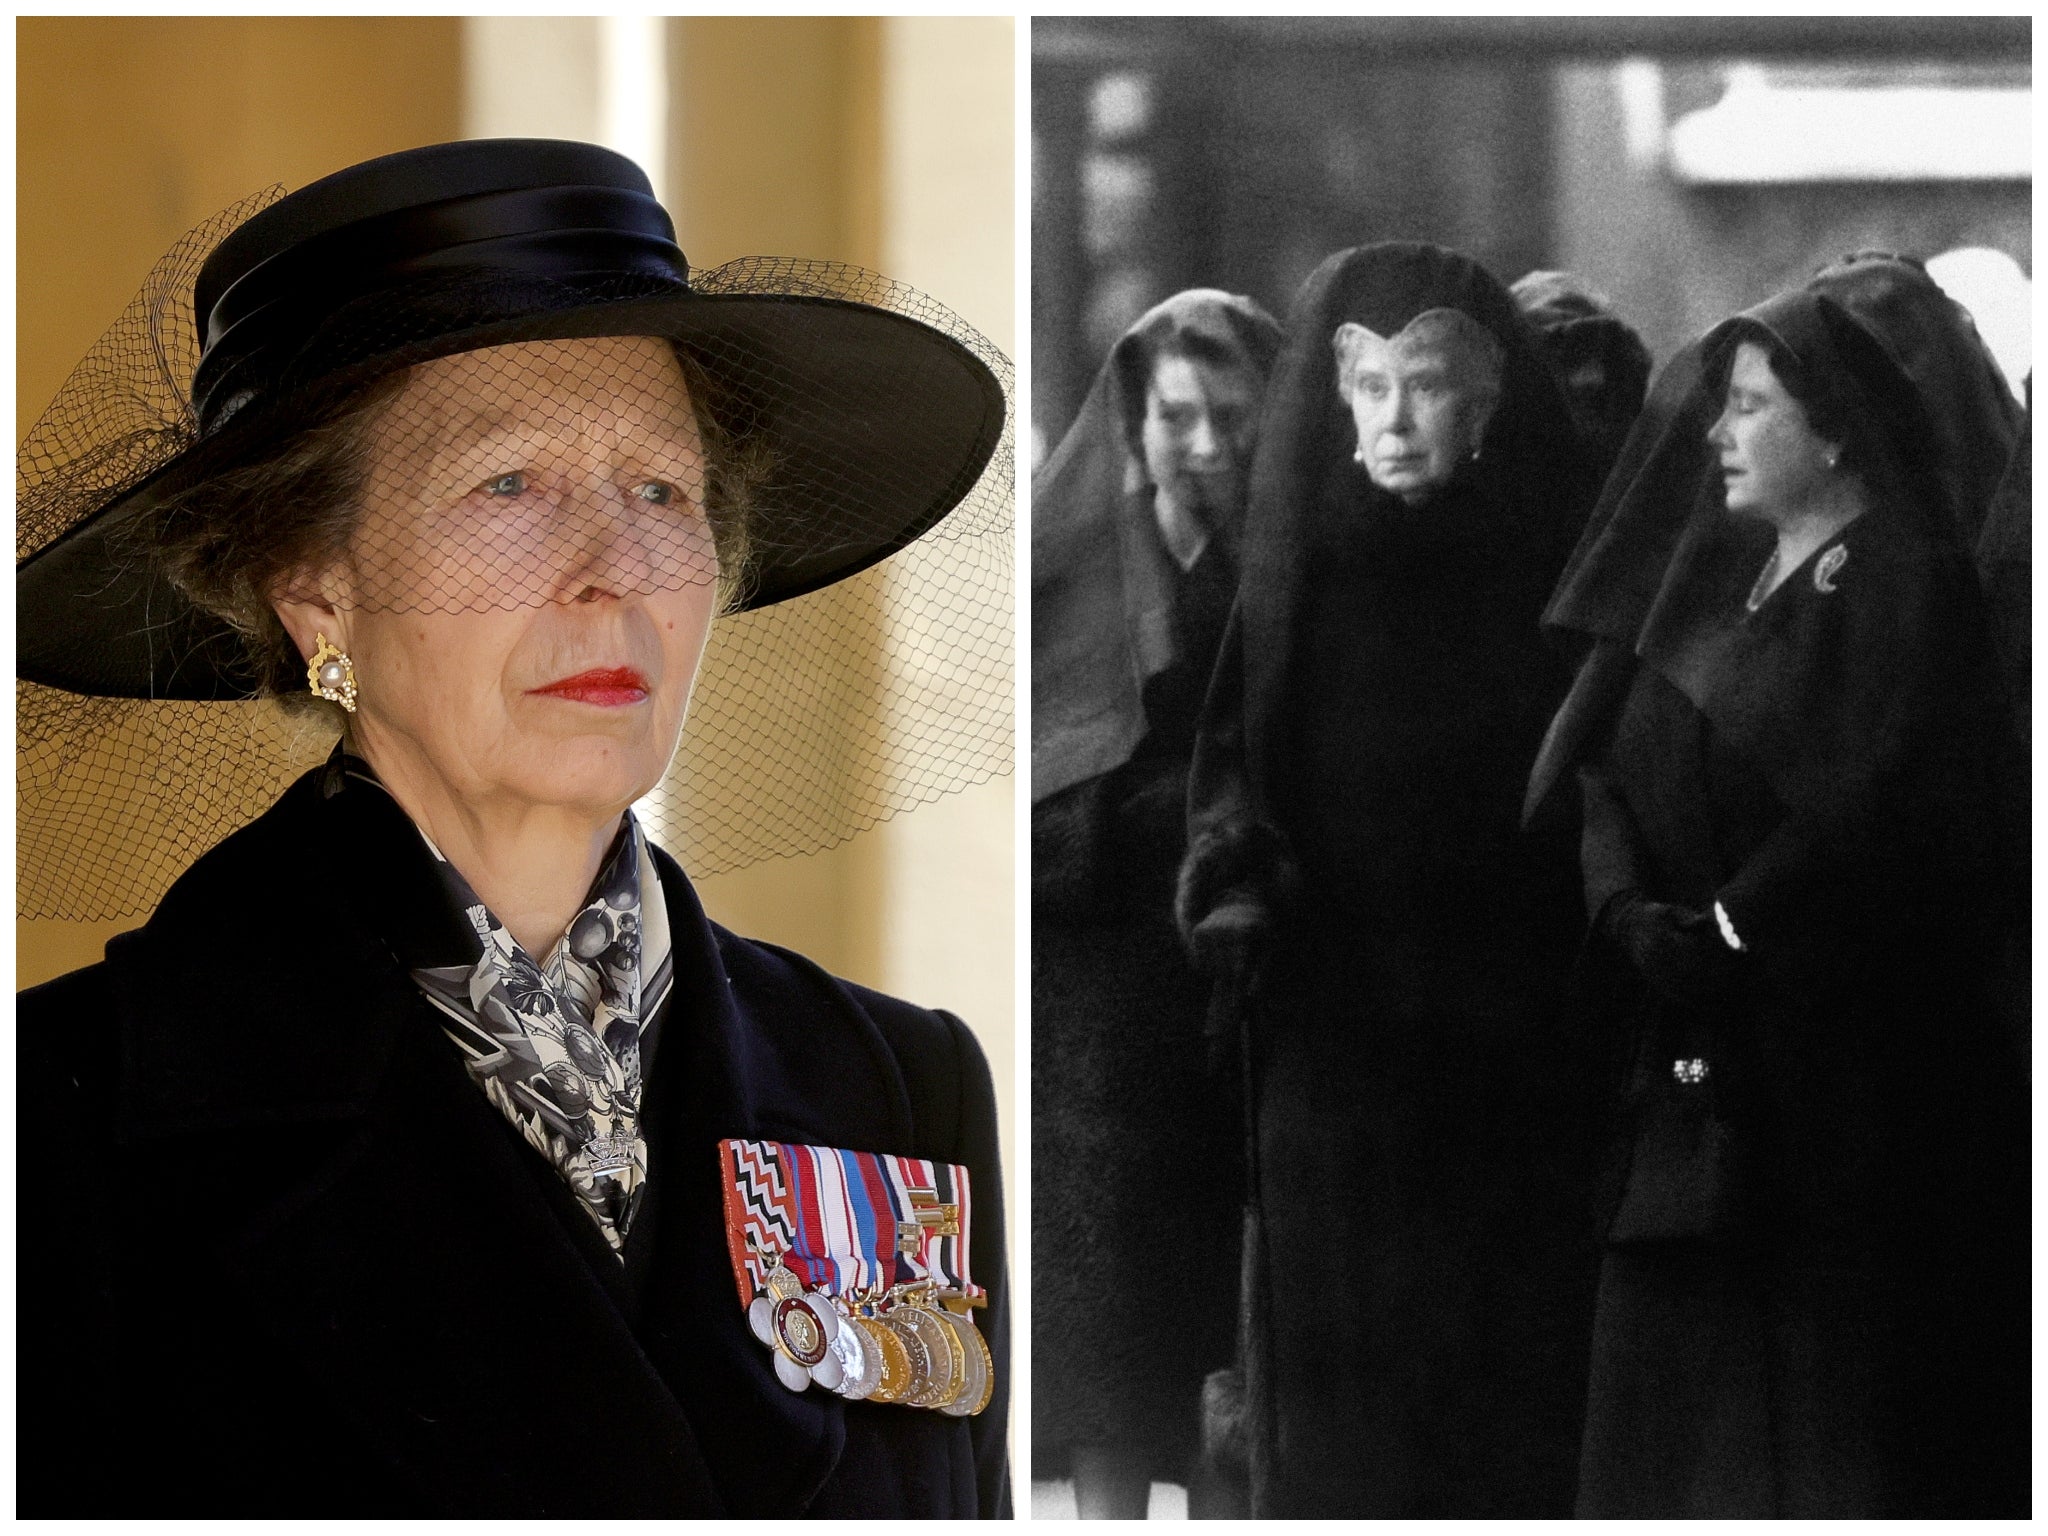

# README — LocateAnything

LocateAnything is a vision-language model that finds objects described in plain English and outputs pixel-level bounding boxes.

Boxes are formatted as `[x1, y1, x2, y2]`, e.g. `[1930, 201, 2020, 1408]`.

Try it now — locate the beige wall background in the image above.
[15, 18, 1017, 1183]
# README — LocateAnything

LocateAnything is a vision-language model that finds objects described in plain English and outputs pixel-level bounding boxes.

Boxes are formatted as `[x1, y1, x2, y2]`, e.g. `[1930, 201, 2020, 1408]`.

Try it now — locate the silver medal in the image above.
[772, 1350, 811, 1391]
[828, 1306, 879, 1400]
[935, 1307, 993, 1417]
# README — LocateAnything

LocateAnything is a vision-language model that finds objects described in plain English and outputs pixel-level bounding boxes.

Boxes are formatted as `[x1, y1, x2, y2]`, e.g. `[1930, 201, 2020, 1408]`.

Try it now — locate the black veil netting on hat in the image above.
[19, 180, 1013, 921]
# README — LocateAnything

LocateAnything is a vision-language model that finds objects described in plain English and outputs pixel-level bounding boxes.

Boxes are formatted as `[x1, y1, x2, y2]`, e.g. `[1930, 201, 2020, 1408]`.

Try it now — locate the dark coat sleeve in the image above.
[1032, 774, 1112, 914]
[1183, 601, 1253, 883]
[1578, 763, 1652, 926]
[1178, 606, 1299, 946]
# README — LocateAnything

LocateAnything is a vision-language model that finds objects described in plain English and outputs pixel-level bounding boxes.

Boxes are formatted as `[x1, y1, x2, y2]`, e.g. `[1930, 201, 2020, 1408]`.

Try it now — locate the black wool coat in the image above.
[19, 765, 1009, 1518]
[1031, 497, 1243, 1483]
[1572, 509, 2028, 1519]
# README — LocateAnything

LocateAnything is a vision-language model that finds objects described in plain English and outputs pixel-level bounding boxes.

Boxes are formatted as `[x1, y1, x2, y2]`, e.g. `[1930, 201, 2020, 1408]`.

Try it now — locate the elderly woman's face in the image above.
[1139, 351, 1261, 523]
[1708, 341, 1838, 526]
[319, 334, 720, 817]
[1334, 312, 1501, 506]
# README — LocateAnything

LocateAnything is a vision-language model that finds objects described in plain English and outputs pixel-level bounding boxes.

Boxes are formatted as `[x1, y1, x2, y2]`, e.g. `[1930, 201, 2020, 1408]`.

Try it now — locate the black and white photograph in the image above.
[1031, 16, 2029, 1520]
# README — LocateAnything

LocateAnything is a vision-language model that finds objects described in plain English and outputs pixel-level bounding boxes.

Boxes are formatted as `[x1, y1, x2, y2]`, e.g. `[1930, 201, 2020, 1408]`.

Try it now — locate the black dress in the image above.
[18, 764, 1009, 1517]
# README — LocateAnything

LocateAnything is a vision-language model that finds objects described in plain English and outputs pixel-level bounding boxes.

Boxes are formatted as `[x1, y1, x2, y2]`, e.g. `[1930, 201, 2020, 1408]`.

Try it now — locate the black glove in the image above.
[1603, 892, 1744, 1009]
[1177, 817, 1298, 1041]
[1190, 893, 1271, 1051]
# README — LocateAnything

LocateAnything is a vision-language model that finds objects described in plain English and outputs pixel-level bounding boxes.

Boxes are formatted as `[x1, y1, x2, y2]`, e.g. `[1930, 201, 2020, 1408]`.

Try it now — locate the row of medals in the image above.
[748, 1252, 993, 1416]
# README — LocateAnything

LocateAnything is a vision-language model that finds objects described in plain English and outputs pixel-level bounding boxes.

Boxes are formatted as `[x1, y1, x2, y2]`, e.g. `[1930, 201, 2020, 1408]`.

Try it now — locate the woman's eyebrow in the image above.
[414, 409, 701, 472]
[408, 389, 520, 444]
[393, 420, 542, 495]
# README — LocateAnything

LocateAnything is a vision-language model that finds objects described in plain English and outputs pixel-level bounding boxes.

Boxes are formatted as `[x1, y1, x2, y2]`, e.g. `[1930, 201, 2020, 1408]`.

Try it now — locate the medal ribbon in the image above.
[718, 1138, 985, 1307]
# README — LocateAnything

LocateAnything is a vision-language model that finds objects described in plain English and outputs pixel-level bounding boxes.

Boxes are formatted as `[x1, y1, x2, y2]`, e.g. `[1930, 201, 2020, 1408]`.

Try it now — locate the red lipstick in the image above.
[529, 667, 649, 706]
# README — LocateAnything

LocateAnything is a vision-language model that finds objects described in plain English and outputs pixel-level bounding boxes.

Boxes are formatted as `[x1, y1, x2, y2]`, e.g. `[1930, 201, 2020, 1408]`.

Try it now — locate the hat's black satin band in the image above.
[203, 183, 685, 350]
[191, 183, 689, 421]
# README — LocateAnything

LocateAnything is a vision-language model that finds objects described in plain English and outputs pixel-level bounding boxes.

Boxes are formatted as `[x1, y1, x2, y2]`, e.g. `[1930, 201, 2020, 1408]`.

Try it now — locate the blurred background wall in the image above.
[1032, 16, 2029, 461]
[16, 18, 1016, 1171]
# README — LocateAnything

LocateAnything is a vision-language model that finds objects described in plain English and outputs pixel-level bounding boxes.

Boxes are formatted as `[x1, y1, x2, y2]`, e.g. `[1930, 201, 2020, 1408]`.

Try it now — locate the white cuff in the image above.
[1713, 900, 1745, 952]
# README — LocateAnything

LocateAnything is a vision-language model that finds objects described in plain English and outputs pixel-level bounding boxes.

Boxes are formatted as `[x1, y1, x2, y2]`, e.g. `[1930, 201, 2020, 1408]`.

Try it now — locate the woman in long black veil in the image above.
[1528, 258, 2028, 1517]
[1179, 242, 1605, 1517]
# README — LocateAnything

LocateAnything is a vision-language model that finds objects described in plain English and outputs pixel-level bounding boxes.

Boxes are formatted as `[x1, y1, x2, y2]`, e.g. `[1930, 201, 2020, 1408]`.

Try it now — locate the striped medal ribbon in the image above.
[719, 1139, 992, 1415]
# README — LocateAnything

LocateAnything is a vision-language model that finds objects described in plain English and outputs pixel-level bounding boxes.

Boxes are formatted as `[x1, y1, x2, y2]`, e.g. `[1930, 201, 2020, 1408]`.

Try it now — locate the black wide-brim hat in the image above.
[19, 138, 1006, 699]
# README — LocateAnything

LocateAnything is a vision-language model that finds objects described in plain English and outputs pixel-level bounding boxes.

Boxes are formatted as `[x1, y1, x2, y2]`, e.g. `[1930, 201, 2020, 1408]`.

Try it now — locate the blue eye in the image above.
[636, 480, 675, 505]
[483, 471, 528, 496]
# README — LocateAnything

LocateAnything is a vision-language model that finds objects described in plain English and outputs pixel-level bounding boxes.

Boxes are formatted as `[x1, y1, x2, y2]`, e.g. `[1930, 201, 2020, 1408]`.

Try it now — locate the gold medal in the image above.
[860, 1312, 914, 1403]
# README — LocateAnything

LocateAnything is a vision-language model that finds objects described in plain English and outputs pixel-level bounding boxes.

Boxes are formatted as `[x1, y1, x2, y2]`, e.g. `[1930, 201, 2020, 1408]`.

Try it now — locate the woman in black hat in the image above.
[1529, 258, 2027, 1517]
[1175, 243, 1606, 1516]
[18, 138, 1010, 1518]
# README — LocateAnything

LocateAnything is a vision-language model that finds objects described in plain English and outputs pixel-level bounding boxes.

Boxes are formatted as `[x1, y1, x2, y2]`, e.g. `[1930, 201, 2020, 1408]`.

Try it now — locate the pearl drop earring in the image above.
[307, 633, 358, 713]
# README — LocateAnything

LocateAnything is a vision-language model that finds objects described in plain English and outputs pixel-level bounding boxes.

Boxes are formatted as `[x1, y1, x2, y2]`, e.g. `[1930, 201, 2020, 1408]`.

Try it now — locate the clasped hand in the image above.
[1605, 893, 1745, 1009]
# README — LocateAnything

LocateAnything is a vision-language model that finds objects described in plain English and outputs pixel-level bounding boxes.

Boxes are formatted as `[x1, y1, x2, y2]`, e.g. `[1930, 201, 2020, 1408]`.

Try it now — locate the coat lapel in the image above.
[214, 1010, 727, 1515]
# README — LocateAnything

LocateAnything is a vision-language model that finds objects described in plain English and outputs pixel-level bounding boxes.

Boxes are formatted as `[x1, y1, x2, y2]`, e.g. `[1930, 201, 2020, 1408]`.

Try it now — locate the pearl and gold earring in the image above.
[307, 633, 358, 714]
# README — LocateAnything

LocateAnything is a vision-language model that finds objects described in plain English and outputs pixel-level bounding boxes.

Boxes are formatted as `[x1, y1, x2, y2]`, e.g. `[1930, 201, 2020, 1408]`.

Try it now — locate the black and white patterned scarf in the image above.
[409, 813, 675, 1255]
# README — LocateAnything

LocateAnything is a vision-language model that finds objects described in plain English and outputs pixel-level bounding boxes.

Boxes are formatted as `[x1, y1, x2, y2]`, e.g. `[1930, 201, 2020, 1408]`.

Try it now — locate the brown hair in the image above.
[149, 343, 764, 712]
